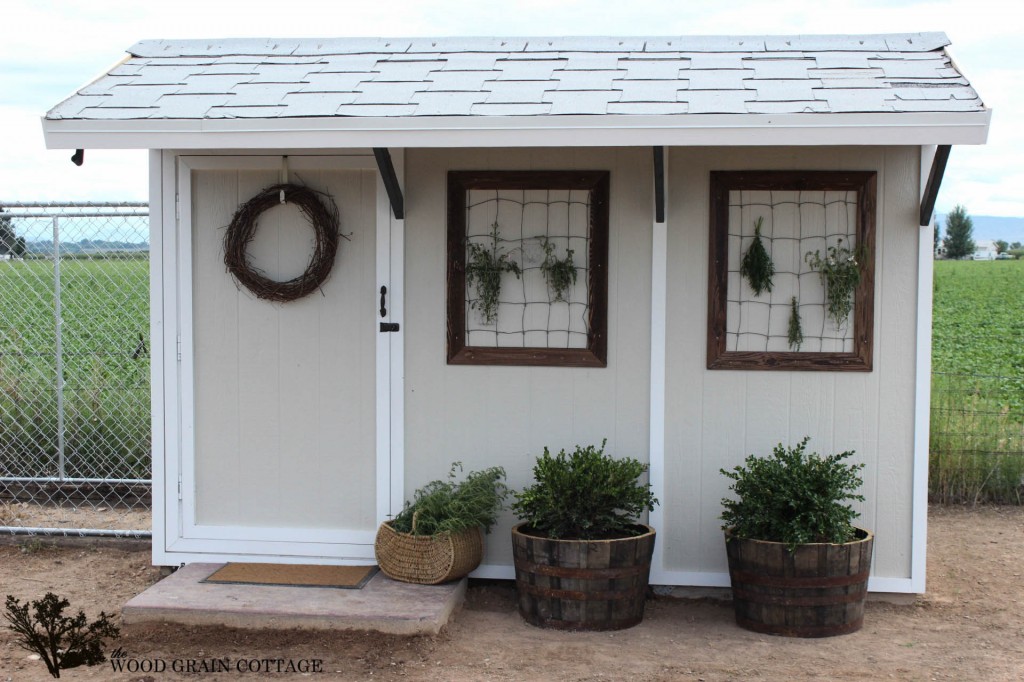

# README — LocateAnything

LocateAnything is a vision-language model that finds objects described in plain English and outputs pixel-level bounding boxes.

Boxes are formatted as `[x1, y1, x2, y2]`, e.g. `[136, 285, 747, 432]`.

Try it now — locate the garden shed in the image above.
[42, 32, 989, 593]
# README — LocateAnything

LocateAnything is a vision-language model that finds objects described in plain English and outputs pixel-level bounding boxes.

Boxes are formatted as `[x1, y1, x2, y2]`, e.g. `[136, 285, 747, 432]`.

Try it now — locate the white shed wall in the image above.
[404, 145, 920, 583]
[403, 148, 654, 569]
[661, 146, 920, 582]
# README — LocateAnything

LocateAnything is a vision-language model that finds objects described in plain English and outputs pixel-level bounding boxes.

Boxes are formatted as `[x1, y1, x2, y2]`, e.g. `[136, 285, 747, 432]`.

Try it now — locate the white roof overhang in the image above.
[42, 110, 991, 150]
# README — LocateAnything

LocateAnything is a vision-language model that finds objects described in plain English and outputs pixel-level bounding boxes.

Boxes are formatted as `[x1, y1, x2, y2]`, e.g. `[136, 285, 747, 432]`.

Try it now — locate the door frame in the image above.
[151, 150, 405, 566]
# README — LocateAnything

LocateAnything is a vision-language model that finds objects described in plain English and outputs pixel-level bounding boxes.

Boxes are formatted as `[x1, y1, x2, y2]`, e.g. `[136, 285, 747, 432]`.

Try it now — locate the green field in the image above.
[0, 258, 150, 480]
[930, 259, 1024, 504]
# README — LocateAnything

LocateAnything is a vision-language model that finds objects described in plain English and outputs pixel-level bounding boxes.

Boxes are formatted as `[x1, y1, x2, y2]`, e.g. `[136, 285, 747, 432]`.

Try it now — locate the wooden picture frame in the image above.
[447, 170, 609, 367]
[707, 170, 877, 371]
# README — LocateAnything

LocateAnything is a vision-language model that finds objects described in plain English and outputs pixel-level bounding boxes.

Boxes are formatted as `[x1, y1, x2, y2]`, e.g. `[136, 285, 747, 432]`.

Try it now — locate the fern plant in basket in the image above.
[719, 437, 874, 638]
[375, 464, 507, 585]
[511, 441, 659, 631]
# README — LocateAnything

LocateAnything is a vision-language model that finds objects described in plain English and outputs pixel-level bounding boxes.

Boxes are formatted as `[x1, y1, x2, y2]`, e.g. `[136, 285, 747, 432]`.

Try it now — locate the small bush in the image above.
[720, 437, 865, 550]
[512, 440, 658, 540]
[390, 463, 508, 536]
[4, 592, 120, 678]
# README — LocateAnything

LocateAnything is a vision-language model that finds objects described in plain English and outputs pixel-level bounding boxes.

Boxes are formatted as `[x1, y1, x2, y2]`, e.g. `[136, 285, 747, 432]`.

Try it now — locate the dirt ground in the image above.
[1, 505, 1022, 681]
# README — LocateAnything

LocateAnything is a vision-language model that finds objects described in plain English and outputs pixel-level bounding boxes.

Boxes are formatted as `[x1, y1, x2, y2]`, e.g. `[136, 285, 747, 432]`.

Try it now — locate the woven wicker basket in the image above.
[374, 520, 484, 585]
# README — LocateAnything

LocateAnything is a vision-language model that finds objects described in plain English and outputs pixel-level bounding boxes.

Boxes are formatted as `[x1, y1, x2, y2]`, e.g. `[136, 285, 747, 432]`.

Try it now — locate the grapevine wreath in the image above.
[223, 183, 340, 303]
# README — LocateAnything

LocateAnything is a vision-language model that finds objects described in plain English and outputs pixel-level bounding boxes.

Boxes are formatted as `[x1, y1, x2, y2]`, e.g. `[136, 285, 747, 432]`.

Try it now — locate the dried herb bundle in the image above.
[466, 222, 522, 324]
[540, 238, 578, 302]
[787, 296, 804, 351]
[740, 217, 775, 296]
[805, 238, 865, 328]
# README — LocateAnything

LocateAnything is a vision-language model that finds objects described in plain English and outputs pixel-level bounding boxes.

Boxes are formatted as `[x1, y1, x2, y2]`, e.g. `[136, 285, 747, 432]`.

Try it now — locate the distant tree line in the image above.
[0, 207, 27, 257]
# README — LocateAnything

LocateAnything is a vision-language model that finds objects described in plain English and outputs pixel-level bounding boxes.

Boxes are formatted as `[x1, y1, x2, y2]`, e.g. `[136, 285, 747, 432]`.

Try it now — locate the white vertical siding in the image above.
[190, 167, 378, 532]
[662, 146, 919, 582]
[403, 148, 653, 569]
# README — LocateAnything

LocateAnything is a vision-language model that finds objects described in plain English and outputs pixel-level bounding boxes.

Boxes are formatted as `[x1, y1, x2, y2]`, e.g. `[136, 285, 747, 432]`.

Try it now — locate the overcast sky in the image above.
[1, 0, 1019, 217]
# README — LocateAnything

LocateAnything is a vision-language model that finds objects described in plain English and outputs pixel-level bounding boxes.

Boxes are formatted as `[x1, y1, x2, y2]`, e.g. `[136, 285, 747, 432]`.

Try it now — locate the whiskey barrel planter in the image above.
[511, 523, 656, 631]
[724, 527, 874, 638]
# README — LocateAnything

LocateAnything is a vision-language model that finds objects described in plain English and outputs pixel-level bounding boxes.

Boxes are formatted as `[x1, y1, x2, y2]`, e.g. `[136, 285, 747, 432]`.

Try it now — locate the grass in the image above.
[0, 258, 150, 480]
[930, 259, 1024, 504]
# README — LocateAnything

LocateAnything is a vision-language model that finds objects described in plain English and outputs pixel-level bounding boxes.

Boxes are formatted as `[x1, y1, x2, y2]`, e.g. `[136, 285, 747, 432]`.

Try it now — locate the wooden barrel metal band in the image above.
[516, 582, 638, 602]
[729, 569, 870, 589]
[731, 586, 867, 607]
[735, 615, 865, 638]
[525, 615, 643, 631]
[513, 558, 648, 579]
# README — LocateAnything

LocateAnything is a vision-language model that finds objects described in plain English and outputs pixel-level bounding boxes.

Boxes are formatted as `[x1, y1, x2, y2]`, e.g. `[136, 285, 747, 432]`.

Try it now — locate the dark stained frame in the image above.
[447, 170, 609, 367]
[707, 170, 877, 371]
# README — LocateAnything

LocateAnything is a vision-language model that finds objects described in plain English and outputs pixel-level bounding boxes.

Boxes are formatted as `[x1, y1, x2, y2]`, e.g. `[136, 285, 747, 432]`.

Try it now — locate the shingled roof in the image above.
[41, 33, 990, 149]
[48, 33, 984, 120]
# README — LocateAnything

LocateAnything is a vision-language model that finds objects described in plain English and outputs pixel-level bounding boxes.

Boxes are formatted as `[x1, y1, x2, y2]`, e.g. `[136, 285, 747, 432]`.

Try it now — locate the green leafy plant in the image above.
[540, 238, 578, 302]
[512, 440, 658, 540]
[466, 222, 521, 324]
[787, 296, 803, 351]
[740, 217, 775, 296]
[4, 592, 120, 678]
[805, 238, 866, 328]
[390, 463, 508, 536]
[720, 437, 865, 551]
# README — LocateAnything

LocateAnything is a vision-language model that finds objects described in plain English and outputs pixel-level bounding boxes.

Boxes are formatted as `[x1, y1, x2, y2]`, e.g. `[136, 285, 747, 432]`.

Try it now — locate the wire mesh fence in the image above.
[930, 372, 1024, 505]
[0, 202, 151, 537]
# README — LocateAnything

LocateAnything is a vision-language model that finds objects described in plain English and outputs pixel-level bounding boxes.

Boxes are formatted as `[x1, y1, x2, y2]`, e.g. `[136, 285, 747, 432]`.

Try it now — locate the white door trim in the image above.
[153, 152, 400, 566]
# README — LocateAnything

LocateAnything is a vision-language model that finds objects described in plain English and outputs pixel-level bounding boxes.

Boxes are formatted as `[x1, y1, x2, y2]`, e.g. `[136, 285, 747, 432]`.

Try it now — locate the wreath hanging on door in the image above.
[223, 183, 340, 303]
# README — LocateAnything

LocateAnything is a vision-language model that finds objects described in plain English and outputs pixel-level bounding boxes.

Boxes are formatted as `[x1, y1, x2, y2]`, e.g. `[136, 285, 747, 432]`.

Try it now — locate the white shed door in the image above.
[171, 156, 392, 562]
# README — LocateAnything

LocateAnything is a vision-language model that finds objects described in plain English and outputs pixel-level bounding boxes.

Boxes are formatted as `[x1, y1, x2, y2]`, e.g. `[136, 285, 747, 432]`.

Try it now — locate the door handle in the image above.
[380, 285, 387, 318]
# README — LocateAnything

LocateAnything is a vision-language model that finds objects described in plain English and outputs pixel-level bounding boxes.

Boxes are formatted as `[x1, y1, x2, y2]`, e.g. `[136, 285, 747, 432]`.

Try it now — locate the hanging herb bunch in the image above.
[740, 216, 775, 296]
[787, 296, 804, 351]
[466, 221, 522, 325]
[540, 237, 578, 303]
[805, 238, 866, 328]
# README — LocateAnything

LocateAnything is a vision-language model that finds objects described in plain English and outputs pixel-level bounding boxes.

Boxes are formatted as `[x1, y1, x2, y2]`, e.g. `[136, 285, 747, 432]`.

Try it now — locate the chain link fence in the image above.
[0, 202, 151, 538]
[930, 372, 1024, 505]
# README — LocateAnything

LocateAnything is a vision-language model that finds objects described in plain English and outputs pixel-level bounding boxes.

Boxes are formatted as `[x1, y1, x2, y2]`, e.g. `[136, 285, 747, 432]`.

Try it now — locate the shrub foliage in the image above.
[4, 592, 120, 678]
[512, 440, 658, 540]
[720, 437, 865, 550]
[390, 463, 508, 536]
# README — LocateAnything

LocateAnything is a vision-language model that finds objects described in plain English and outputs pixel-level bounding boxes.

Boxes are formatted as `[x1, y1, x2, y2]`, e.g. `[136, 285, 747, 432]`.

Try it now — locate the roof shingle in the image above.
[46, 33, 984, 121]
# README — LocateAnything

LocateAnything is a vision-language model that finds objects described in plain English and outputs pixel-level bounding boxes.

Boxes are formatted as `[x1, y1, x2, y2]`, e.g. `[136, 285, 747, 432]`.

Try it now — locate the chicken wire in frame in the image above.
[707, 171, 876, 371]
[447, 171, 609, 367]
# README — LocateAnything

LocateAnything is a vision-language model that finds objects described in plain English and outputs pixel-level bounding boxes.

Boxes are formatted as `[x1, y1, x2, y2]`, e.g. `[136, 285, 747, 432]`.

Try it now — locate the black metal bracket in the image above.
[379, 322, 400, 333]
[373, 148, 405, 220]
[653, 146, 665, 224]
[919, 145, 951, 226]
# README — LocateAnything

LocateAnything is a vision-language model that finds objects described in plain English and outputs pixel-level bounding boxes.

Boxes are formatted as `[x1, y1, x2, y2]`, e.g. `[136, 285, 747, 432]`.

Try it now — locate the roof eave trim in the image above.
[41, 111, 992, 150]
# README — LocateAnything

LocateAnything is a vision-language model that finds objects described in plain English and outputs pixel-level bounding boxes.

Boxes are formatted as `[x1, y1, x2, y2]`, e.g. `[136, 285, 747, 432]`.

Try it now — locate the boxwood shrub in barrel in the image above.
[720, 437, 873, 638]
[511, 440, 658, 631]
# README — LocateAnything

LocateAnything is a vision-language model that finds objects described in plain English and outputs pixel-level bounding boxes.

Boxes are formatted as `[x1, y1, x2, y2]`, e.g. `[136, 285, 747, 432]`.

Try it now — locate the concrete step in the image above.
[122, 563, 465, 635]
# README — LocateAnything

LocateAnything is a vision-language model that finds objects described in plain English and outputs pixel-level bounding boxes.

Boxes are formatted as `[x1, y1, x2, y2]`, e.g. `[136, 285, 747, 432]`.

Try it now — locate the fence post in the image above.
[53, 216, 66, 482]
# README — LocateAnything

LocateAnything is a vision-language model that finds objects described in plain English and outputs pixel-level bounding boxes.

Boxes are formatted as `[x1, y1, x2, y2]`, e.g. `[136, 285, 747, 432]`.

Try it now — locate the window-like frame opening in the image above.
[447, 170, 609, 367]
[707, 170, 876, 371]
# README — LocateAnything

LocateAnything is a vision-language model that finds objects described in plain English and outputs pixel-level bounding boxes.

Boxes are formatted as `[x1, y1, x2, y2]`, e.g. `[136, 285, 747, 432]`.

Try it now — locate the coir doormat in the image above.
[202, 563, 378, 589]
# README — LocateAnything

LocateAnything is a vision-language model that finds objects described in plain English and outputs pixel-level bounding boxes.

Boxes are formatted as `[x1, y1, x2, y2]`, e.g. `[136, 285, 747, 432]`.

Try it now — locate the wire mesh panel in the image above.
[726, 189, 859, 352]
[0, 202, 151, 537]
[446, 171, 609, 367]
[706, 171, 875, 371]
[464, 188, 592, 349]
[930, 372, 1024, 505]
